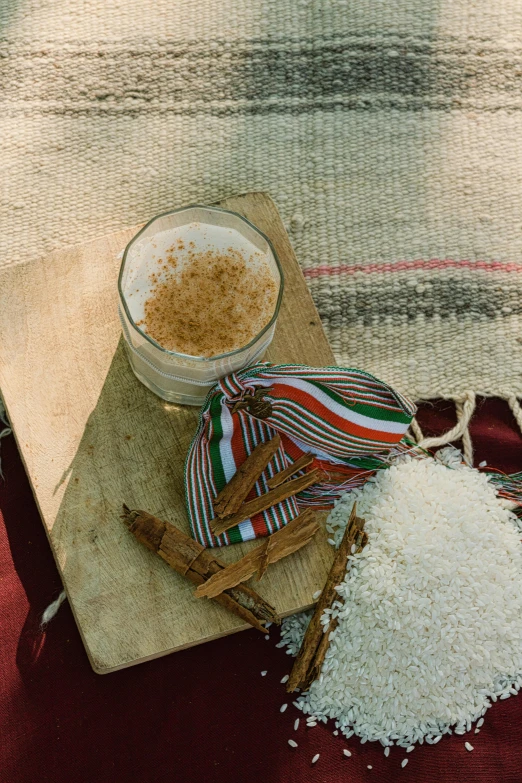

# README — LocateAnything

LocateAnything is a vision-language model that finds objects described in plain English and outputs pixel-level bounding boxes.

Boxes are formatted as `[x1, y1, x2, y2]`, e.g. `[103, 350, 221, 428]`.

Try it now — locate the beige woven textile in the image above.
[2, 0, 522, 420]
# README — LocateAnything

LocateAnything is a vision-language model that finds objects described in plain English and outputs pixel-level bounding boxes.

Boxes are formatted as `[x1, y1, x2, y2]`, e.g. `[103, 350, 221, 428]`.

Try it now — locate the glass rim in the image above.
[118, 204, 285, 363]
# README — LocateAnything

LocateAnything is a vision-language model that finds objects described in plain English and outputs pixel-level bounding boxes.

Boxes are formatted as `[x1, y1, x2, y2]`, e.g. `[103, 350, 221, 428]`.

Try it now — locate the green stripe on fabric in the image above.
[225, 525, 243, 544]
[208, 395, 226, 493]
[274, 402, 385, 451]
[304, 378, 412, 424]
[346, 455, 394, 470]
[351, 399, 411, 424]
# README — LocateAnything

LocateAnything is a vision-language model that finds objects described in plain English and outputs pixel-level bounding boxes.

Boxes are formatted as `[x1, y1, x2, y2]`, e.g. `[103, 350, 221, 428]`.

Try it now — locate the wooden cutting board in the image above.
[0, 191, 335, 673]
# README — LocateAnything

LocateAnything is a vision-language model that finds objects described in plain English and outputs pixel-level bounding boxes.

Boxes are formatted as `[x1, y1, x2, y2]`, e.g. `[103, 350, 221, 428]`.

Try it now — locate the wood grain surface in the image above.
[0, 191, 335, 673]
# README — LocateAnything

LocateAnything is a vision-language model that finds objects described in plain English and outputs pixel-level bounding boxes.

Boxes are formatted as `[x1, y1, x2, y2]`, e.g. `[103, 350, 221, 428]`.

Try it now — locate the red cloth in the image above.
[1, 398, 522, 783]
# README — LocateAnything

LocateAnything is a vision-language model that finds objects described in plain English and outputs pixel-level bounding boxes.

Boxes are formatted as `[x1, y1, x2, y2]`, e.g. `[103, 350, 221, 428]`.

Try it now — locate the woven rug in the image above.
[2, 0, 522, 451]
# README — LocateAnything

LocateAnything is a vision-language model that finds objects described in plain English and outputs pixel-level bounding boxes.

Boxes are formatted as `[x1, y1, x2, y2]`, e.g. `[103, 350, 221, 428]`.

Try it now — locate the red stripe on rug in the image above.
[303, 259, 522, 278]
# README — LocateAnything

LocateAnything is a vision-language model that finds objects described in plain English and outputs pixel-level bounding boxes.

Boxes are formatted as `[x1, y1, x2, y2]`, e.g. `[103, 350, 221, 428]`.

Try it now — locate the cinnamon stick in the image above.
[300, 529, 368, 690]
[210, 469, 323, 537]
[121, 505, 280, 633]
[286, 503, 366, 692]
[256, 536, 274, 581]
[213, 434, 281, 518]
[195, 509, 319, 599]
[266, 453, 315, 489]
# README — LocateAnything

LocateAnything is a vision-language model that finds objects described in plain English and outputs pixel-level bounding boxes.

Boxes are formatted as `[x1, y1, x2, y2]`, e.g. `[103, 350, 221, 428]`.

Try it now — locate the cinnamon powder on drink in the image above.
[138, 247, 277, 357]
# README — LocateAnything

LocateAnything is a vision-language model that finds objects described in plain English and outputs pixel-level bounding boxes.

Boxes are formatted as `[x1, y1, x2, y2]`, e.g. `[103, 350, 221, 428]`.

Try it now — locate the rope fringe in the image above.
[41, 590, 67, 626]
[418, 392, 476, 466]
[0, 397, 12, 479]
[412, 394, 522, 468]
[456, 399, 474, 466]
[409, 417, 424, 445]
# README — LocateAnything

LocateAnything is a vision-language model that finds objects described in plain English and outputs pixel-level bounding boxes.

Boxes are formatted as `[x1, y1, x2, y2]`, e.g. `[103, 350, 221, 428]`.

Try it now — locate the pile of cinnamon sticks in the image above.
[195, 508, 319, 600]
[122, 435, 325, 635]
[121, 505, 279, 632]
[210, 434, 320, 537]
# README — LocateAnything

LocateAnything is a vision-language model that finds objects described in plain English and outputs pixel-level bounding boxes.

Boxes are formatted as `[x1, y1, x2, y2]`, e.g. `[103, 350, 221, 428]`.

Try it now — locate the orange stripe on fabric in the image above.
[270, 383, 401, 445]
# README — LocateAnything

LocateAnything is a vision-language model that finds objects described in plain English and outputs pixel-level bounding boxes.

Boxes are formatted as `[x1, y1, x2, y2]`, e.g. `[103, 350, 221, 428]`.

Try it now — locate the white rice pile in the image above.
[281, 453, 522, 747]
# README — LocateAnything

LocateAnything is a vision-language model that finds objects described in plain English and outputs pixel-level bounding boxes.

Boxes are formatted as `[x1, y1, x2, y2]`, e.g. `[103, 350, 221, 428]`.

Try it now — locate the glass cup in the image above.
[118, 205, 284, 406]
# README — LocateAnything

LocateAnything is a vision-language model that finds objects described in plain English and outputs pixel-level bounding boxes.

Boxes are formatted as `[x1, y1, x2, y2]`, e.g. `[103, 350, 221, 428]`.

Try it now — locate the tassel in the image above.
[417, 392, 476, 466]
[409, 417, 424, 445]
[0, 398, 12, 479]
[297, 440, 425, 507]
[483, 469, 522, 515]
[41, 590, 67, 626]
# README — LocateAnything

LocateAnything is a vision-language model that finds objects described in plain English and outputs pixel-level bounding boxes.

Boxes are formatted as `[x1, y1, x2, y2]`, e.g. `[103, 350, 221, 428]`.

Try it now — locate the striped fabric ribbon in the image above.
[185, 363, 416, 547]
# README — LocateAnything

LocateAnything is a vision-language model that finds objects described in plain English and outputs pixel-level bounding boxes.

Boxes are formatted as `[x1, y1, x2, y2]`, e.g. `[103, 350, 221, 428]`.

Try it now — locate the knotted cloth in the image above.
[185, 364, 416, 547]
